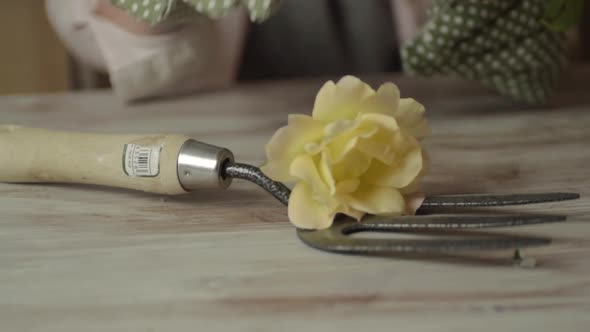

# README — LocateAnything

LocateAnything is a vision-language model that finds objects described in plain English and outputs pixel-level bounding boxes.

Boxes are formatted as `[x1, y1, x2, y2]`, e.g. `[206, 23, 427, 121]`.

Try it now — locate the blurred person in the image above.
[47, 0, 575, 105]
[45, 0, 432, 102]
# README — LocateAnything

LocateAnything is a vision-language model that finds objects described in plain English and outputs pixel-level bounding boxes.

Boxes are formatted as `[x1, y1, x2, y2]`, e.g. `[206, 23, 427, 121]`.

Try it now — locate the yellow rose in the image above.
[261, 76, 430, 229]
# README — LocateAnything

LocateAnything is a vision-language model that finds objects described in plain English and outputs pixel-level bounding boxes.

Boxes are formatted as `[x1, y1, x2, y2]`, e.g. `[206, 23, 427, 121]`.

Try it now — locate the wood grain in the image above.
[0, 68, 589, 331]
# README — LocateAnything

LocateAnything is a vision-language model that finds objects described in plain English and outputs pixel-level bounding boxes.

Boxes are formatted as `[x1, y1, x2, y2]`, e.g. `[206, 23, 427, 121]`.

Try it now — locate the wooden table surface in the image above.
[1, 68, 589, 331]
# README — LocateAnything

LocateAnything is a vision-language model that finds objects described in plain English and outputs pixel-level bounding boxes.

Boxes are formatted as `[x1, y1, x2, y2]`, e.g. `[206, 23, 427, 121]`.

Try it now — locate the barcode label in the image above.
[123, 144, 161, 177]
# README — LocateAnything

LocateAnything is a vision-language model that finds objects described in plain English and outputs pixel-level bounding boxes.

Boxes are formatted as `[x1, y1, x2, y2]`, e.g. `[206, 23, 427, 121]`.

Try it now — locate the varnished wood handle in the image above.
[0, 125, 230, 195]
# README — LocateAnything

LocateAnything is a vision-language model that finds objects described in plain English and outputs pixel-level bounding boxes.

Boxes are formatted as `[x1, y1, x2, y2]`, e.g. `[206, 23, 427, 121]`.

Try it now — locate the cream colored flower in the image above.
[261, 76, 430, 229]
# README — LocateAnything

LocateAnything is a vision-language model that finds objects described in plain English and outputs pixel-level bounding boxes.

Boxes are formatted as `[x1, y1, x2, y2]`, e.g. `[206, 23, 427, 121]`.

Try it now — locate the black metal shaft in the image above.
[223, 162, 291, 206]
[223, 162, 580, 210]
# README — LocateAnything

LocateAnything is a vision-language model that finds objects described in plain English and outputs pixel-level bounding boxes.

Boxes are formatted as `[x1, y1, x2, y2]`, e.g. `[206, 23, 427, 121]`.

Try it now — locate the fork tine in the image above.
[354, 214, 567, 231]
[420, 192, 579, 209]
[295, 192, 578, 256]
[297, 228, 551, 254]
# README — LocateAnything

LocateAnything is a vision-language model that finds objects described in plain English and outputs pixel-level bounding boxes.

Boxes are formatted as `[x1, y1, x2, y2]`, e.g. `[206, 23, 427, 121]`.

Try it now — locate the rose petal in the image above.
[335, 76, 375, 100]
[289, 154, 328, 194]
[326, 135, 358, 162]
[335, 179, 360, 194]
[376, 83, 401, 109]
[330, 148, 372, 180]
[396, 98, 430, 138]
[362, 143, 423, 188]
[304, 142, 322, 155]
[260, 160, 293, 183]
[323, 114, 392, 162]
[343, 184, 406, 215]
[355, 113, 401, 165]
[319, 151, 336, 194]
[336, 204, 365, 221]
[313, 76, 374, 122]
[312, 81, 337, 121]
[287, 114, 313, 126]
[288, 182, 335, 229]
[359, 82, 401, 116]
[323, 119, 358, 141]
[356, 139, 395, 165]
[289, 154, 339, 210]
[399, 150, 429, 194]
[404, 191, 426, 214]
[261, 115, 323, 182]
[358, 113, 399, 132]
[325, 124, 377, 163]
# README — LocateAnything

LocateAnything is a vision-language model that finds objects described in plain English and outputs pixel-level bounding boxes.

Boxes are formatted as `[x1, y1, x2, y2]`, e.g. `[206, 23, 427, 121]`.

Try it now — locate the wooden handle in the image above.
[0, 125, 191, 195]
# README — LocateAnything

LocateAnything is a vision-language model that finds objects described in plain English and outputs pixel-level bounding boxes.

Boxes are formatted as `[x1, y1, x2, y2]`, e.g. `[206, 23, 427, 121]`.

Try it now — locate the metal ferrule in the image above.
[177, 139, 234, 191]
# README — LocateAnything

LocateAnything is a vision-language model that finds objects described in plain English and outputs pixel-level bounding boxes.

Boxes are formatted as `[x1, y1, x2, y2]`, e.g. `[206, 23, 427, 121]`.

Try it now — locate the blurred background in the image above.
[0, 0, 588, 96]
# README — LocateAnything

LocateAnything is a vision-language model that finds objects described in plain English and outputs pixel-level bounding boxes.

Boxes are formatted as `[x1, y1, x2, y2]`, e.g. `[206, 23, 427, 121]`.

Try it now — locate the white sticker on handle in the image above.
[123, 144, 161, 177]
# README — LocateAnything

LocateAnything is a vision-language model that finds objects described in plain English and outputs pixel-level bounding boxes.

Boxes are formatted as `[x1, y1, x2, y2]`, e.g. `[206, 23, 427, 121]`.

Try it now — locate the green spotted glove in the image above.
[109, 0, 281, 24]
[401, 0, 569, 104]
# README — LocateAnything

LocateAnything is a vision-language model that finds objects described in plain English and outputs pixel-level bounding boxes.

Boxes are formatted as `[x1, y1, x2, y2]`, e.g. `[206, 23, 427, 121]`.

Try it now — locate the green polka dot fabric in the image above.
[401, 0, 568, 104]
[110, 0, 281, 24]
